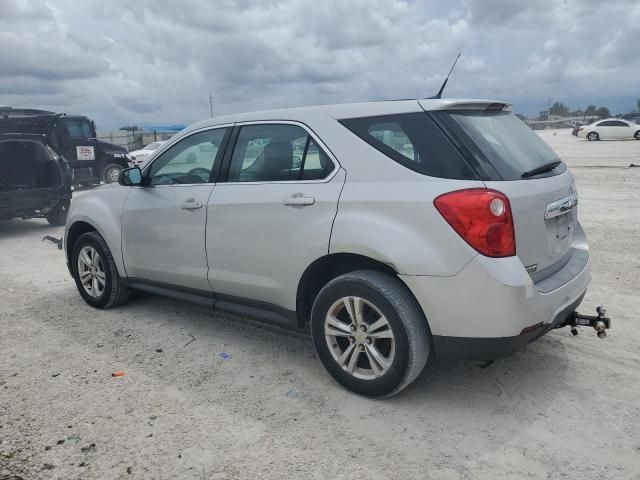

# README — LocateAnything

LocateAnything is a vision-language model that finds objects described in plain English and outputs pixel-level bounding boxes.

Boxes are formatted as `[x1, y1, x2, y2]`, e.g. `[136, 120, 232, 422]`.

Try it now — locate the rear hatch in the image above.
[424, 102, 578, 280]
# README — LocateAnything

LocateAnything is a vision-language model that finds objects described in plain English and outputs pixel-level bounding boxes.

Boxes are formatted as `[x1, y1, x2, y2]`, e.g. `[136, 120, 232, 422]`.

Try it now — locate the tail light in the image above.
[434, 189, 515, 257]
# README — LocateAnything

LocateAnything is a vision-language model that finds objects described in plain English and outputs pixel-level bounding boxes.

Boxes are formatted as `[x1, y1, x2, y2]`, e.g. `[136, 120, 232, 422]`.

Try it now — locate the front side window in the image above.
[65, 119, 93, 139]
[147, 128, 228, 185]
[227, 124, 334, 182]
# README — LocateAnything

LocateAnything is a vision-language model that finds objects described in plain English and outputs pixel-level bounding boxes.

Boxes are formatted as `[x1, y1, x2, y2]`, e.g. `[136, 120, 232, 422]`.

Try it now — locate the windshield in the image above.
[435, 111, 564, 180]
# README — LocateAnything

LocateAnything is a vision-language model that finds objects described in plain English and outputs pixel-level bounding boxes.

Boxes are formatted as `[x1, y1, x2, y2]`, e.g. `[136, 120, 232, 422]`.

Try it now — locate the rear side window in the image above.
[339, 113, 478, 180]
[227, 124, 334, 183]
[432, 111, 567, 180]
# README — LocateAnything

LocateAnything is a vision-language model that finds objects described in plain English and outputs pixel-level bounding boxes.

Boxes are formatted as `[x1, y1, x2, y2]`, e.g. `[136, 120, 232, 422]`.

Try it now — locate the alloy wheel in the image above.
[77, 246, 106, 298]
[324, 296, 395, 380]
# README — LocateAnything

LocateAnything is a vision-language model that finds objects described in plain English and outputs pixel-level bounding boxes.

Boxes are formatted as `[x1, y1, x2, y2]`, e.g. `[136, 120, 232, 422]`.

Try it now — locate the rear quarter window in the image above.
[339, 113, 479, 180]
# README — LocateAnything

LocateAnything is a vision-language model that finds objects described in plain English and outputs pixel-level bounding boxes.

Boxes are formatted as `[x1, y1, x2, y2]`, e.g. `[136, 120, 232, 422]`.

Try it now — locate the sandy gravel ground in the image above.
[1, 129, 639, 479]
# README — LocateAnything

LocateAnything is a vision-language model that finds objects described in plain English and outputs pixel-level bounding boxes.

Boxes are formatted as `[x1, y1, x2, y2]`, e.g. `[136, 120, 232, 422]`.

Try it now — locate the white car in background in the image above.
[129, 141, 166, 167]
[577, 118, 640, 141]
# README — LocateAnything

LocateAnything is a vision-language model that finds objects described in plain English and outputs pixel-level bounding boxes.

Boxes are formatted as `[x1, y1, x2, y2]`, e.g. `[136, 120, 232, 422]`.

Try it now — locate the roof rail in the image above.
[0, 107, 57, 119]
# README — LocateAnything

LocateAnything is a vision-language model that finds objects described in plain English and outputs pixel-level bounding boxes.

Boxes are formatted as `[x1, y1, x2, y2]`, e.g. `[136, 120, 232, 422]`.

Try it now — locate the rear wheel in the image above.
[634, 131, 640, 140]
[311, 270, 430, 397]
[46, 202, 68, 226]
[587, 132, 599, 141]
[102, 163, 124, 183]
[72, 231, 130, 308]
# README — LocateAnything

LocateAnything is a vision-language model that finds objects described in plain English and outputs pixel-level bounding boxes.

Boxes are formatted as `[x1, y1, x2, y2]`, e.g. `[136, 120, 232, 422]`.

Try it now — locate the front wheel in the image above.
[587, 132, 599, 141]
[634, 131, 640, 140]
[311, 270, 430, 397]
[102, 163, 124, 183]
[72, 231, 130, 308]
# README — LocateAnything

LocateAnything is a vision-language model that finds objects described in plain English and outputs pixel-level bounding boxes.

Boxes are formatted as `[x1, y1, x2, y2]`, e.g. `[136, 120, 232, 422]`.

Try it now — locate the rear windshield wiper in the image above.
[521, 160, 562, 179]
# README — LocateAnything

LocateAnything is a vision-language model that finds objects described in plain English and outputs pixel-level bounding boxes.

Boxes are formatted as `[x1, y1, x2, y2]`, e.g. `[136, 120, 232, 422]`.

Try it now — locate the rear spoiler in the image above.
[420, 99, 513, 112]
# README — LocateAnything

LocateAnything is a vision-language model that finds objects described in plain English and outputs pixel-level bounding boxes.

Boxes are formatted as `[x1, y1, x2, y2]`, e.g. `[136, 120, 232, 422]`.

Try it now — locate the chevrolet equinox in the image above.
[64, 99, 591, 397]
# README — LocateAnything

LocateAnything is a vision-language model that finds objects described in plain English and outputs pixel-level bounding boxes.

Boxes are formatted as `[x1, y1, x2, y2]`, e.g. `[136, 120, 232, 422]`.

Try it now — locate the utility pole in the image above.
[209, 93, 214, 117]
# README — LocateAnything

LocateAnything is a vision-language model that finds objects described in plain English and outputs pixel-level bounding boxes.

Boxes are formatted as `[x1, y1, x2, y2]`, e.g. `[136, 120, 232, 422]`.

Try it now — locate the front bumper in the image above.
[400, 226, 591, 361]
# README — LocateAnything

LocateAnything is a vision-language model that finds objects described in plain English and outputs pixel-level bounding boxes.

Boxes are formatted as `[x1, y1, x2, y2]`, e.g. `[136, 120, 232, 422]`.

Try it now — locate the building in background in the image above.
[97, 124, 185, 152]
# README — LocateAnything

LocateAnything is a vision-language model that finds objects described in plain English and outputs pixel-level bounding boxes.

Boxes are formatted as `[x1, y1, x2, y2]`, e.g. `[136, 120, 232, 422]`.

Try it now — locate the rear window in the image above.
[433, 111, 566, 180]
[0, 140, 58, 190]
[339, 113, 478, 180]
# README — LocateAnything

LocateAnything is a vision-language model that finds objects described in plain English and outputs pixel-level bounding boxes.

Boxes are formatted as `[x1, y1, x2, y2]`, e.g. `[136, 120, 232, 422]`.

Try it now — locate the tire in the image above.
[46, 203, 68, 226]
[634, 131, 640, 140]
[310, 270, 430, 397]
[102, 163, 124, 183]
[71, 231, 130, 309]
[587, 132, 599, 141]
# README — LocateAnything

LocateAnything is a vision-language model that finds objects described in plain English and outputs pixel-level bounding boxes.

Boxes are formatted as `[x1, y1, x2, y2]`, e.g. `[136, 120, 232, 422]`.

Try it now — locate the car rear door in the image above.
[121, 127, 230, 291]
[596, 120, 615, 139]
[206, 122, 344, 311]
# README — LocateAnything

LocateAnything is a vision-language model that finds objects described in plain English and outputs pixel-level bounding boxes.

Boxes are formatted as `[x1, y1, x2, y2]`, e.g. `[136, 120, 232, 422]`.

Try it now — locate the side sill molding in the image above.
[124, 278, 298, 329]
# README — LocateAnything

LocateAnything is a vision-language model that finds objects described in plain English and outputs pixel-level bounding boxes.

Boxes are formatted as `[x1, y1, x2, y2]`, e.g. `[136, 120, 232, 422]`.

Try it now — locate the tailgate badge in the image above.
[545, 192, 578, 219]
[525, 264, 538, 274]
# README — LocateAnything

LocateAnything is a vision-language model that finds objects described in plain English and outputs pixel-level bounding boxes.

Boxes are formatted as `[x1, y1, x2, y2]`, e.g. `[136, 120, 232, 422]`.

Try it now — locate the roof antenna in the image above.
[427, 52, 461, 99]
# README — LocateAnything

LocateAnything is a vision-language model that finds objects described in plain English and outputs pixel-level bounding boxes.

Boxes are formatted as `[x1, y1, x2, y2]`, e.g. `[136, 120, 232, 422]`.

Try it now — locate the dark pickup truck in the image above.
[0, 133, 72, 225]
[0, 107, 133, 186]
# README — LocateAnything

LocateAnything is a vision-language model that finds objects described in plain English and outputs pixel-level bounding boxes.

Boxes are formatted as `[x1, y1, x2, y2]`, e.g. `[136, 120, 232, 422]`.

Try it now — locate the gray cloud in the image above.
[0, 0, 638, 128]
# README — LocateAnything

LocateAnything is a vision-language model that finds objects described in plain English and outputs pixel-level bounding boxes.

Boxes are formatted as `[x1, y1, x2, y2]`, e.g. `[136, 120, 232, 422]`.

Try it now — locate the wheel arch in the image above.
[296, 253, 402, 329]
[65, 221, 97, 273]
[65, 218, 125, 278]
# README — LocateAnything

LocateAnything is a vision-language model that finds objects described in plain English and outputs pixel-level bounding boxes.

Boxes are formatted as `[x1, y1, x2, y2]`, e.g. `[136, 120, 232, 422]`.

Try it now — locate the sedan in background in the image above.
[129, 141, 166, 167]
[577, 118, 640, 141]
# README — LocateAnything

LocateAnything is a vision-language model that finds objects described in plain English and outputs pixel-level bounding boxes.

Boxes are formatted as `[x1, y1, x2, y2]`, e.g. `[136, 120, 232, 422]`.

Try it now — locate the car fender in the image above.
[330, 179, 482, 277]
[65, 184, 130, 277]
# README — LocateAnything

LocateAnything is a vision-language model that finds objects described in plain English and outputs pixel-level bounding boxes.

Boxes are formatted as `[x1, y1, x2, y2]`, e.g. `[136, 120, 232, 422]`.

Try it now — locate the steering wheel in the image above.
[187, 167, 211, 179]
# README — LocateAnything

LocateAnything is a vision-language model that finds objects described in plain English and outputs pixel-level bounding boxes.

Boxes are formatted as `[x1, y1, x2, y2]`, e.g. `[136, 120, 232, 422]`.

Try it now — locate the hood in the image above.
[96, 139, 127, 153]
[129, 148, 152, 157]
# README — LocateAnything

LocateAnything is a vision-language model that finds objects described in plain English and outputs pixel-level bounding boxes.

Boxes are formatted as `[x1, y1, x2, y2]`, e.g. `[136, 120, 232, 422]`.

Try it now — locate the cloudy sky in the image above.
[1, 0, 639, 129]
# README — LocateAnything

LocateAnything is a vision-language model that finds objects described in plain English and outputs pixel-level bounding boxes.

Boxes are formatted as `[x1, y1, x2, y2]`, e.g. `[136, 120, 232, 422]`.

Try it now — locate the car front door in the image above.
[121, 127, 230, 291]
[57, 118, 99, 165]
[610, 120, 632, 139]
[206, 122, 345, 311]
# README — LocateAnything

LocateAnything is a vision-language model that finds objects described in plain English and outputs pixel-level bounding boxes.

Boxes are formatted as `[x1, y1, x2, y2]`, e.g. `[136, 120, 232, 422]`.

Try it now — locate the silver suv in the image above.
[64, 99, 590, 397]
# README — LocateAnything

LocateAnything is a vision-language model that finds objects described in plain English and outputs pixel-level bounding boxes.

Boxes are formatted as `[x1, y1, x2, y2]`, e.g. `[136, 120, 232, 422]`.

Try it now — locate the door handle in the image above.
[283, 193, 315, 206]
[181, 199, 203, 210]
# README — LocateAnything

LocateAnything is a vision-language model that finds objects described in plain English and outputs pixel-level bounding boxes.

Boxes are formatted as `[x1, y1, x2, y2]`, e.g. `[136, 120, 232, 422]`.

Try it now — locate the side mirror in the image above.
[119, 167, 143, 186]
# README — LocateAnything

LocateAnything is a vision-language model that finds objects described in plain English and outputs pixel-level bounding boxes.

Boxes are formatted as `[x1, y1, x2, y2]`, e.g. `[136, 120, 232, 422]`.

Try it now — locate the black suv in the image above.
[0, 107, 132, 185]
[0, 134, 72, 225]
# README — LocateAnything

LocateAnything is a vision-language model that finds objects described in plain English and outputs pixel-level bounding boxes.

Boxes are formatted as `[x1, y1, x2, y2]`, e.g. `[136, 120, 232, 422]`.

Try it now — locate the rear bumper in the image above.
[400, 225, 590, 360]
[432, 293, 584, 360]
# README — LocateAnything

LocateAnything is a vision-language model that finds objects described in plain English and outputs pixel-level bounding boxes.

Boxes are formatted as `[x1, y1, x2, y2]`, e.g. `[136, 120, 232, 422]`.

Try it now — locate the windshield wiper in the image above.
[521, 160, 562, 178]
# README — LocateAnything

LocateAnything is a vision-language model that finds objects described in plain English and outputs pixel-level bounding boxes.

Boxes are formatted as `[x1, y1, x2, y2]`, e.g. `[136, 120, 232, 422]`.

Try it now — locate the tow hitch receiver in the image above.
[559, 306, 611, 338]
[42, 235, 63, 250]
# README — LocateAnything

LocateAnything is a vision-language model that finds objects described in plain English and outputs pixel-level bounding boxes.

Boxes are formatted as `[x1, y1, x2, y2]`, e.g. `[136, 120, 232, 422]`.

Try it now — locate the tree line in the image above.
[547, 98, 640, 119]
